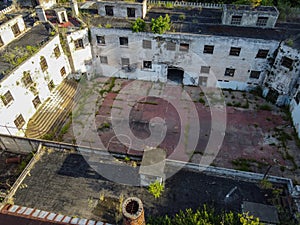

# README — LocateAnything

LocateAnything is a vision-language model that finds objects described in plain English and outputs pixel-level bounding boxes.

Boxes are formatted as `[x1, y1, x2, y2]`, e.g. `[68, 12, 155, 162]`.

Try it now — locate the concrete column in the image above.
[35, 6, 47, 22]
[122, 197, 145, 225]
[71, 0, 79, 17]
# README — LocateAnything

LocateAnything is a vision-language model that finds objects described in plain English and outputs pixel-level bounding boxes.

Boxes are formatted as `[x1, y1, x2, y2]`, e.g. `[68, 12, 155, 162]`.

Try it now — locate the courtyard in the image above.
[62, 77, 300, 184]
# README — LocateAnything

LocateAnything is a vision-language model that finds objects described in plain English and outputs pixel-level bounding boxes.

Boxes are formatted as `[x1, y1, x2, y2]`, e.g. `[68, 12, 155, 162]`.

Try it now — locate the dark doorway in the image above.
[167, 66, 184, 84]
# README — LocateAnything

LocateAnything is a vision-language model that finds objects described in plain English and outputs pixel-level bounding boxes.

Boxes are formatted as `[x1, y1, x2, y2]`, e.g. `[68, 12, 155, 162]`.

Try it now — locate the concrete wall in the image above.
[66, 28, 92, 74]
[290, 98, 300, 139]
[222, 5, 279, 28]
[97, 1, 144, 19]
[90, 28, 279, 87]
[0, 15, 26, 49]
[0, 35, 71, 136]
[264, 44, 300, 105]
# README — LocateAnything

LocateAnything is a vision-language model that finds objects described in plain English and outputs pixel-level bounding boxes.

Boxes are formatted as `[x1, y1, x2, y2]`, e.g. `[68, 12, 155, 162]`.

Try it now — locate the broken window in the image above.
[143, 61, 152, 69]
[229, 47, 241, 56]
[1, 90, 14, 106]
[96, 35, 105, 45]
[127, 8, 135, 18]
[200, 66, 210, 74]
[54, 46, 61, 58]
[256, 17, 268, 26]
[203, 45, 214, 54]
[224, 68, 235, 77]
[119, 37, 128, 46]
[256, 49, 269, 58]
[179, 43, 189, 52]
[48, 80, 55, 91]
[32, 95, 41, 109]
[74, 38, 84, 50]
[0, 36, 3, 47]
[231, 15, 242, 25]
[11, 23, 21, 37]
[100, 56, 108, 64]
[22, 71, 33, 87]
[281, 56, 294, 69]
[166, 41, 176, 51]
[121, 58, 130, 67]
[142, 40, 152, 49]
[105, 6, 114, 16]
[199, 76, 208, 86]
[14, 114, 25, 129]
[249, 70, 261, 79]
[60, 67, 66, 77]
[40, 56, 48, 72]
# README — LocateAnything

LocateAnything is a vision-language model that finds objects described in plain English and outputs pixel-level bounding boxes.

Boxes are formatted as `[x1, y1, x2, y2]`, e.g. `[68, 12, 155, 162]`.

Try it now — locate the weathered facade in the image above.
[222, 4, 279, 28]
[91, 27, 279, 89]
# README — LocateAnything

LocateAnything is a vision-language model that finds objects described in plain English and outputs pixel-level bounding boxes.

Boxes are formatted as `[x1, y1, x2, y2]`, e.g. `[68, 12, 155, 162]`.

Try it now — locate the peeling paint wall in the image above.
[66, 28, 92, 74]
[96, 1, 144, 19]
[0, 15, 26, 49]
[91, 28, 279, 87]
[264, 44, 300, 105]
[0, 35, 71, 136]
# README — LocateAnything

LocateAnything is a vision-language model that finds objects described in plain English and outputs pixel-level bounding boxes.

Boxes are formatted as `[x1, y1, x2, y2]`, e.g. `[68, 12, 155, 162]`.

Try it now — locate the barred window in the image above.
[199, 76, 208, 86]
[1, 91, 14, 106]
[48, 80, 55, 91]
[224, 68, 235, 77]
[14, 114, 25, 129]
[0, 36, 3, 47]
[60, 67, 66, 77]
[100, 56, 108, 64]
[200, 66, 210, 74]
[203, 45, 214, 54]
[166, 41, 176, 51]
[11, 23, 21, 37]
[119, 37, 128, 46]
[249, 70, 261, 79]
[121, 58, 130, 67]
[179, 43, 189, 52]
[127, 8, 135, 17]
[105, 6, 114, 16]
[281, 56, 294, 69]
[143, 61, 152, 69]
[22, 71, 33, 87]
[256, 49, 269, 58]
[231, 16, 242, 25]
[54, 46, 61, 58]
[256, 17, 268, 26]
[229, 47, 241, 56]
[74, 39, 84, 50]
[142, 40, 151, 49]
[40, 56, 48, 72]
[32, 95, 41, 109]
[96, 35, 105, 45]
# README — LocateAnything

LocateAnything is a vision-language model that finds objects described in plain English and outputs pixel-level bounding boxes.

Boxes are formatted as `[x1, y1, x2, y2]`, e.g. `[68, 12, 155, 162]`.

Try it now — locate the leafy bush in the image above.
[151, 14, 171, 34]
[132, 18, 146, 32]
[148, 180, 164, 198]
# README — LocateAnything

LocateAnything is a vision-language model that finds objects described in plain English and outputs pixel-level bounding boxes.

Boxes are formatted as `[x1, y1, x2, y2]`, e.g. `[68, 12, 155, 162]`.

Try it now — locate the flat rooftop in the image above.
[225, 4, 278, 13]
[12, 146, 284, 224]
[0, 22, 54, 80]
[86, 6, 300, 45]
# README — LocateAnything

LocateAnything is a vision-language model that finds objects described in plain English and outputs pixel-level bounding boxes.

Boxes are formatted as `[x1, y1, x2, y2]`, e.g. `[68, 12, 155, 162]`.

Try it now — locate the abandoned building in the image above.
[0, 1, 299, 136]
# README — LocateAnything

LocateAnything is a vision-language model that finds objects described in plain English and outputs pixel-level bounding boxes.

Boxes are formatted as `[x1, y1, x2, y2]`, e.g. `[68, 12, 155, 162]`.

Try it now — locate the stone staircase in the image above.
[25, 80, 79, 139]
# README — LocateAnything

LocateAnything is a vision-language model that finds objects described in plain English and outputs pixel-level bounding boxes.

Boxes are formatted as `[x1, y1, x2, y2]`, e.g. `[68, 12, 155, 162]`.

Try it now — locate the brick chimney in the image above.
[122, 197, 145, 225]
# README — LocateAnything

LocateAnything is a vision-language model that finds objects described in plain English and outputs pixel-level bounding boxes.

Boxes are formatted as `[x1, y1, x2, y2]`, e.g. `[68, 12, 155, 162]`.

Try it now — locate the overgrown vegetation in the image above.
[151, 14, 171, 34]
[148, 180, 164, 198]
[132, 18, 146, 32]
[147, 205, 263, 225]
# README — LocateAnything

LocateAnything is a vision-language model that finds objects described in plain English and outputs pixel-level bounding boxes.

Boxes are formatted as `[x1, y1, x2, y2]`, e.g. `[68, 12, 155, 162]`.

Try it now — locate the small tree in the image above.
[132, 18, 146, 32]
[151, 14, 171, 34]
[148, 180, 164, 198]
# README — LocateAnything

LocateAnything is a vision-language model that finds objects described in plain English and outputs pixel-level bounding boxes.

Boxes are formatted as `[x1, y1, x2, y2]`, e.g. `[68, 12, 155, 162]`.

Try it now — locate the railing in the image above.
[0, 5, 15, 17]
[148, 0, 223, 9]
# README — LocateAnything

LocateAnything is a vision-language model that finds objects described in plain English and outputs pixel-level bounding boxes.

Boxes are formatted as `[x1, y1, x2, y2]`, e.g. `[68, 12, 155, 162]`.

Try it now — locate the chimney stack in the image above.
[35, 6, 47, 22]
[122, 197, 145, 225]
[71, 0, 79, 17]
